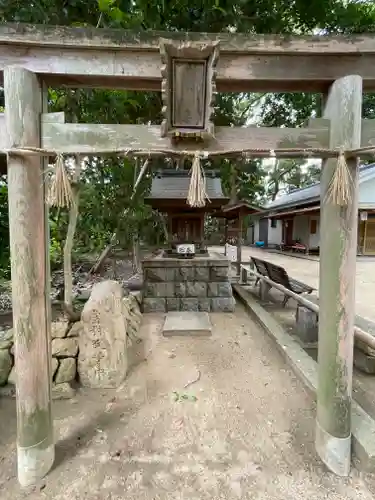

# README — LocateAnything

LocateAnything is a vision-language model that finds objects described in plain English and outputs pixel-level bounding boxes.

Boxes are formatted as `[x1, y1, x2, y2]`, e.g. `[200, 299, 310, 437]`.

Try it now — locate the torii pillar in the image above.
[316, 75, 362, 476]
[4, 66, 54, 486]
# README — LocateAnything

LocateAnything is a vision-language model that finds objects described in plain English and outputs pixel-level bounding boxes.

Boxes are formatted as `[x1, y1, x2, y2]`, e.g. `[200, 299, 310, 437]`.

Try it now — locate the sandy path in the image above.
[0, 306, 374, 499]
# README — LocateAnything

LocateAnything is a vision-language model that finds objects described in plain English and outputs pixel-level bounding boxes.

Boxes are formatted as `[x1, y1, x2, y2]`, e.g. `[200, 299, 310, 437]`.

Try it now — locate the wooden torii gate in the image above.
[1, 23, 375, 485]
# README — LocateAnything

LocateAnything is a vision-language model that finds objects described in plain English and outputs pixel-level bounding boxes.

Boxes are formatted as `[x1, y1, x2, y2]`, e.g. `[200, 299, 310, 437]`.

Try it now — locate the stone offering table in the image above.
[142, 251, 235, 313]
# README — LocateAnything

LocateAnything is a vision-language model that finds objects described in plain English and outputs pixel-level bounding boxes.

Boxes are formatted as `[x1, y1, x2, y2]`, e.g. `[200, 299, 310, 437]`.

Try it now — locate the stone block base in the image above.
[211, 297, 236, 312]
[295, 305, 319, 344]
[259, 281, 271, 301]
[142, 252, 235, 313]
[354, 348, 375, 374]
[143, 298, 166, 313]
[0, 285, 143, 398]
[143, 297, 235, 313]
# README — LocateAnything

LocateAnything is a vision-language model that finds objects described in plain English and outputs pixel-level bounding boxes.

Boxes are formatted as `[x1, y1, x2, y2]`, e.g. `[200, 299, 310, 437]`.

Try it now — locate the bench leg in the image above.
[282, 295, 289, 307]
[241, 266, 248, 285]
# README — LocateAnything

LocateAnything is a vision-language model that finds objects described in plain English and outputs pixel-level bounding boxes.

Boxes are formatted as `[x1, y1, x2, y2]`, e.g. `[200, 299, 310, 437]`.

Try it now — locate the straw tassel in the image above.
[326, 149, 353, 206]
[46, 154, 75, 208]
[187, 152, 210, 208]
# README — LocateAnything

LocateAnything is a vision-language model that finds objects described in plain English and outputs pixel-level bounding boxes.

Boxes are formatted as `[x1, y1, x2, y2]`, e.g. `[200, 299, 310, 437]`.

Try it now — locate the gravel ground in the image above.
[1, 304, 374, 499]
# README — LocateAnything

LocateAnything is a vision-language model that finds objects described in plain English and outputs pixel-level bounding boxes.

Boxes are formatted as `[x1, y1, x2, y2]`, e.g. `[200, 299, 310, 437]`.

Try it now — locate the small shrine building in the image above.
[142, 168, 235, 313]
[144, 168, 229, 255]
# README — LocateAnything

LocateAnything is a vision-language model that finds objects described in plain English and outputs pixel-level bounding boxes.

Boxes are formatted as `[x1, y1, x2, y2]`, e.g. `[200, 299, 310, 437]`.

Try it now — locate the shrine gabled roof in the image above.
[211, 201, 263, 219]
[145, 173, 228, 201]
[222, 201, 263, 215]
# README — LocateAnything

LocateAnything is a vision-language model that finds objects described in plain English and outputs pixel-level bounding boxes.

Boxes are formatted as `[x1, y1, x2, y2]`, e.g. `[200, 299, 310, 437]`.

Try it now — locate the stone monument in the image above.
[78, 280, 128, 388]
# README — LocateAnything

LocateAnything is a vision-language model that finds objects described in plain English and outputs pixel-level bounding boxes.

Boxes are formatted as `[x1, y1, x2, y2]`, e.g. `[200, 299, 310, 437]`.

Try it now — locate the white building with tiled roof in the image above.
[251, 163, 375, 255]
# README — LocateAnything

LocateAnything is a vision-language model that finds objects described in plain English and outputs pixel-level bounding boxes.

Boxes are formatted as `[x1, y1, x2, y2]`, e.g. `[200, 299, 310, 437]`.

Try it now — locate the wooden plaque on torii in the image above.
[159, 39, 219, 141]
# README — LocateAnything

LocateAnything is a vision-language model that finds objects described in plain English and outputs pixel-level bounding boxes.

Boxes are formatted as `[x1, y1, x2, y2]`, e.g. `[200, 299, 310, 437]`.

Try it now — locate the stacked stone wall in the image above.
[0, 284, 143, 399]
[142, 254, 235, 313]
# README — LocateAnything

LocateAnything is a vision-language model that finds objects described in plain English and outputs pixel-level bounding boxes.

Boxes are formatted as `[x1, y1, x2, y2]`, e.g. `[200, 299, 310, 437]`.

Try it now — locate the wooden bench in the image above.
[281, 242, 309, 254]
[250, 256, 269, 286]
[250, 257, 314, 306]
[239, 260, 375, 374]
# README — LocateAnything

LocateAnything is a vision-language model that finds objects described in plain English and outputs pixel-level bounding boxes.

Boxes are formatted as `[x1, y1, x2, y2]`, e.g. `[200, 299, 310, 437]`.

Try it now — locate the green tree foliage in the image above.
[0, 0, 374, 273]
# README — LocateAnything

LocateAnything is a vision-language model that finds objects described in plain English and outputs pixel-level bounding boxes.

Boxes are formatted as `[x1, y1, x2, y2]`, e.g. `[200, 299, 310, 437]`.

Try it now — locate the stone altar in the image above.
[142, 251, 235, 313]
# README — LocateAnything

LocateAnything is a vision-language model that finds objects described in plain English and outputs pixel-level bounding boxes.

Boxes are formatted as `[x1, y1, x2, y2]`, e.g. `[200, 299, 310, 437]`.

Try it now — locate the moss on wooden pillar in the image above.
[316, 75, 362, 476]
[4, 66, 54, 486]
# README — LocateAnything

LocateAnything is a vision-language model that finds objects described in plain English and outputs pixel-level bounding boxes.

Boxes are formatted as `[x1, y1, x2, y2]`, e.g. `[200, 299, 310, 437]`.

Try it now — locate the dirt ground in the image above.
[1, 305, 375, 499]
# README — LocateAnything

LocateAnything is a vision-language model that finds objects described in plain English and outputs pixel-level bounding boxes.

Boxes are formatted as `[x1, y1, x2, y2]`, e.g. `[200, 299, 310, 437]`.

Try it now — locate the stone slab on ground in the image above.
[233, 283, 375, 473]
[162, 311, 212, 337]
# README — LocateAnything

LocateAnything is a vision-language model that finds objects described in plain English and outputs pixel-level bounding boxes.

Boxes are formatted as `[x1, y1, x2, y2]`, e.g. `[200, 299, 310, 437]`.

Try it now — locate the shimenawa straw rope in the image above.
[187, 153, 211, 207]
[4, 144, 375, 208]
[45, 154, 74, 208]
[325, 149, 353, 206]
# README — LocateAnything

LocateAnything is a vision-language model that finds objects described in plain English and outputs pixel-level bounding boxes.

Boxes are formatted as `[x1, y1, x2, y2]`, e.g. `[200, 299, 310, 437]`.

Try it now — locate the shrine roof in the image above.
[145, 171, 228, 201]
[221, 201, 263, 217]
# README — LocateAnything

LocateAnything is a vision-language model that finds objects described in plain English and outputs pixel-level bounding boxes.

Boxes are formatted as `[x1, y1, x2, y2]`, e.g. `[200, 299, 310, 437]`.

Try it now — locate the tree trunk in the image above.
[132, 236, 140, 272]
[87, 158, 150, 277]
[63, 156, 81, 321]
[230, 164, 237, 203]
[132, 160, 140, 273]
[271, 180, 279, 201]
